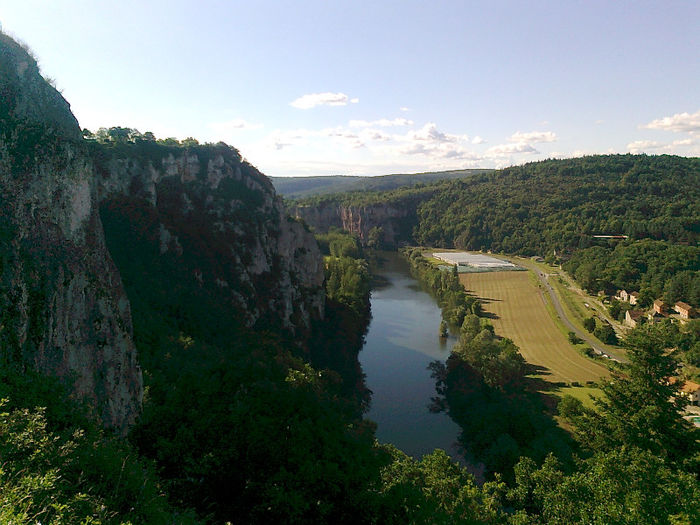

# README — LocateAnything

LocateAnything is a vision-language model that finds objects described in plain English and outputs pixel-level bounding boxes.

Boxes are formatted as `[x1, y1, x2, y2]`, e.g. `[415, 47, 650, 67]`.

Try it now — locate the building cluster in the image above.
[615, 290, 696, 329]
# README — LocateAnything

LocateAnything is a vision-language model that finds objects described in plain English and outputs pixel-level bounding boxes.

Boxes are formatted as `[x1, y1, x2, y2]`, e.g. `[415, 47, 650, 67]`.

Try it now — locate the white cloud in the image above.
[358, 128, 392, 142]
[400, 107, 411, 112]
[673, 138, 693, 146]
[626, 137, 698, 154]
[290, 92, 359, 109]
[246, 120, 576, 177]
[487, 142, 538, 155]
[394, 124, 477, 160]
[627, 140, 662, 153]
[509, 130, 557, 143]
[407, 122, 463, 143]
[349, 117, 413, 127]
[209, 118, 263, 134]
[642, 109, 700, 133]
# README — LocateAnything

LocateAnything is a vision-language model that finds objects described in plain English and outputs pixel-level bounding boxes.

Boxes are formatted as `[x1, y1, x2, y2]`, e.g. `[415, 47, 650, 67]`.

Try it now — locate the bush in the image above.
[568, 331, 581, 344]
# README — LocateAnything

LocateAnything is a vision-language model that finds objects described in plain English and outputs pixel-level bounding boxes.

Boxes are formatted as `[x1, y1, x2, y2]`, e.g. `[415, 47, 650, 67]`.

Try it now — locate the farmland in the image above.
[460, 271, 609, 384]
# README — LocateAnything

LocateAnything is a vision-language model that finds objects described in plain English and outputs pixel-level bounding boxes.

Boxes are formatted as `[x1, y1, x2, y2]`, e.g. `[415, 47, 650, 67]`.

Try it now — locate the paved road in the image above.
[517, 260, 628, 364]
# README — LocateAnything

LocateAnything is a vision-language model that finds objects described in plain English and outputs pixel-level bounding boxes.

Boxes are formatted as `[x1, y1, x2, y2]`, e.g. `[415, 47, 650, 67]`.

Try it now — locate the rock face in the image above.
[0, 34, 142, 432]
[94, 142, 325, 335]
[291, 201, 417, 247]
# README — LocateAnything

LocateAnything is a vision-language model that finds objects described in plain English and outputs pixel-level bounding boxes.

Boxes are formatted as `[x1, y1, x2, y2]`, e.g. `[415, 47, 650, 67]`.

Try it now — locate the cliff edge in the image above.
[0, 33, 142, 433]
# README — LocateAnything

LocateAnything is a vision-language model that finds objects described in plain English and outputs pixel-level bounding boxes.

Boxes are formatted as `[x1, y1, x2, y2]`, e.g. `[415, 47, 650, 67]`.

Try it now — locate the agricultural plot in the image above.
[460, 271, 609, 384]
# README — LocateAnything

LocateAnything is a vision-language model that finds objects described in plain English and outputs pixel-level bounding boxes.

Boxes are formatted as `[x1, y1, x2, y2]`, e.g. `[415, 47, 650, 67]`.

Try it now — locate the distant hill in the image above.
[270, 168, 492, 199]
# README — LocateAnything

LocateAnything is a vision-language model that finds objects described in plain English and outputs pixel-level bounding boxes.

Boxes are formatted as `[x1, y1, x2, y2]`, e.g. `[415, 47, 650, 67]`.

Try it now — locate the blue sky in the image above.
[2, 1, 699, 176]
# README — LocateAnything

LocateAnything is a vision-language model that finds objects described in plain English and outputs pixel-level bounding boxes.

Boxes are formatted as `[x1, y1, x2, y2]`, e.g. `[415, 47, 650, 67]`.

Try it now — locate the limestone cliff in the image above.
[94, 142, 325, 336]
[291, 200, 418, 247]
[0, 34, 142, 432]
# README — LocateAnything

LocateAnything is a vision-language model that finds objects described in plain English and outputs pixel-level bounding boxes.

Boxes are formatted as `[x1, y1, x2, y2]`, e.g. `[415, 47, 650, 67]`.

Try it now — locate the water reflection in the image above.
[360, 253, 463, 462]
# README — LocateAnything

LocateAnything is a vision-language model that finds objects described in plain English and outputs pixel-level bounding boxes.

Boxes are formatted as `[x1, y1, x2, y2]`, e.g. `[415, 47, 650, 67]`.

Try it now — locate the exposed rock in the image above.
[0, 33, 142, 433]
[291, 201, 417, 247]
[94, 143, 325, 336]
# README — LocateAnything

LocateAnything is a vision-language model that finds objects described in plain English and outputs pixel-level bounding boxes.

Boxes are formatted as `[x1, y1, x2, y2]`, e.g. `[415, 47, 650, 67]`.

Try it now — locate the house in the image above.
[672, 379, 700, 406]
[674, 301, 695, 319]
[625, 309, 644, 328]
[629, 292, 639, 305]
[653, 299, 666, 314]
[615, 290, 639, 305]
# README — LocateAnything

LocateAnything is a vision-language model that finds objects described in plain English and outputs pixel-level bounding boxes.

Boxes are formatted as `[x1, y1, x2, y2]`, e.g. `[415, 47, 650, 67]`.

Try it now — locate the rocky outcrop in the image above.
[94, 142, 325, 335]
[291, 201, 417, 247]
[0, 33, 142, 433]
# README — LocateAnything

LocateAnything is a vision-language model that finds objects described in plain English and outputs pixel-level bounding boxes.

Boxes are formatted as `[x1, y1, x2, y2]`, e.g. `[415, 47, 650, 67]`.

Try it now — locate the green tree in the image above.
[378, 446, 505, 524]
[564, 324, 700, 472]
[0, 400, 191, 524]
[367, 226, 384, 249]
[567, 331, 581, 344]
[593, 323, 617, 345]
[510, 450, 700, 524]
[439, 319, 449, 338]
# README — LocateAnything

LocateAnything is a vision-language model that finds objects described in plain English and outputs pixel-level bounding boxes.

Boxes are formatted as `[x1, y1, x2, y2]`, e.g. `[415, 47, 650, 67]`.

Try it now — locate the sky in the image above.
[2, 0, 699, 177]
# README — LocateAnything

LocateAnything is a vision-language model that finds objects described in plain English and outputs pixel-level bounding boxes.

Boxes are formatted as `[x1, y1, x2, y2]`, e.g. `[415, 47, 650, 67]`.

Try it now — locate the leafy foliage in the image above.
[377, 445, 506, 524]
[564, 240, 700, 307]
[509, 450, 700, 525]
[561, 323, 700, 473]
[402, 247, 480, 328]
[413, 155, 699, 254]
[0, 394, 193, 525]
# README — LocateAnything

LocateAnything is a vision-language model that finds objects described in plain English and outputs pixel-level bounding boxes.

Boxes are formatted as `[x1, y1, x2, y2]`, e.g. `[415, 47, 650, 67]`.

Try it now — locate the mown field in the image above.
[460, 271, 609, 384]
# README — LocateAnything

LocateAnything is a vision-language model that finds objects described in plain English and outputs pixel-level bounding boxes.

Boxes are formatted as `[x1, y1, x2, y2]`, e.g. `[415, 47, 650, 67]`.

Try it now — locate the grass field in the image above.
[554, 385, 603, 409]
[460, 271, 609, 384]
[507, 257, 626, 358]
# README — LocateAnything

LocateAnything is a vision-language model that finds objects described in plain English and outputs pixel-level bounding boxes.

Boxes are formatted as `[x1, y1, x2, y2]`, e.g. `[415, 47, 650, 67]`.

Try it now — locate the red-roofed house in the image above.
[674, 301, 695, 320]
[680, 380, 700, 406]
[625, 309, 644, 328]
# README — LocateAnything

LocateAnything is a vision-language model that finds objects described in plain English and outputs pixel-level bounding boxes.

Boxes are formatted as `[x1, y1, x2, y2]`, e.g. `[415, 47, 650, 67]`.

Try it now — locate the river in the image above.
[360, 252, 464, 462]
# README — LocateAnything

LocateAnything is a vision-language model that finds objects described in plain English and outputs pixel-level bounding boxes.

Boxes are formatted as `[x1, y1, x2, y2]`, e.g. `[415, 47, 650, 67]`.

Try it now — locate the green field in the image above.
[507, 257, 626, 357]
[460, 271, 609, 384]
[554, 385, 603, 409]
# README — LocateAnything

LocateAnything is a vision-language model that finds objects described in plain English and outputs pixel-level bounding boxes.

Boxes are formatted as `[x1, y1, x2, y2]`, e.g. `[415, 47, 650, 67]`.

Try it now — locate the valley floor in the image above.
[460, 270, 609, 384]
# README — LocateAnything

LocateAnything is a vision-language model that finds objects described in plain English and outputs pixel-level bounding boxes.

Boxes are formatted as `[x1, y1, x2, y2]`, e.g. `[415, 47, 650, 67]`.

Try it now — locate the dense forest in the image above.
[412, 155, 699, 254]
[297, 154, 700, 309]
[296, 155, 700, 249]
[563, 240, 700, 308]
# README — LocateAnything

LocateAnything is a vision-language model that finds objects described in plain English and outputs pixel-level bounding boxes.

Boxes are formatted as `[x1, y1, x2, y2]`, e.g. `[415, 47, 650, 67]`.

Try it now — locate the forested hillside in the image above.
[564, 240, 700, 307]
[413, 155, 699, 254]
[271, 168, 491, 199]
[294, 155, 699, 255]
[296, 154, 700, 307]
